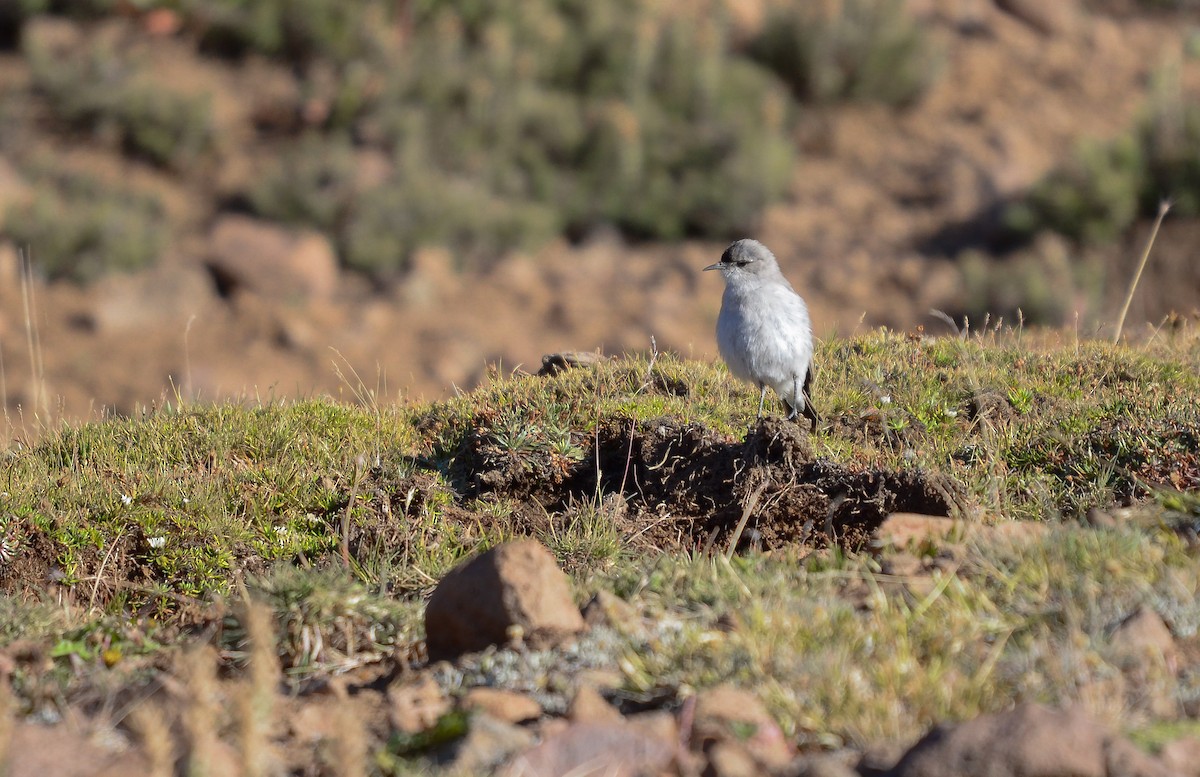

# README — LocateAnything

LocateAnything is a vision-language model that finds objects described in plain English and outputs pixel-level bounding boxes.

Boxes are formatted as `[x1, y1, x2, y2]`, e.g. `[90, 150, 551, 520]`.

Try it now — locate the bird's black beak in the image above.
[703, 262, 723, 272]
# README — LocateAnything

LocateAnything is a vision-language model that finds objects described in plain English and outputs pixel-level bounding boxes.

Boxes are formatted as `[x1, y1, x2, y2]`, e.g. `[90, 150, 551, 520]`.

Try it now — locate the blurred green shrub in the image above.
[1004, 135, 1145, 245]
[958, 241, 1105, 326]
[370, 0, 796, 244]
[1006, 71, 1200, 244]
[250, 135, 560, 271]
[748, 0, 942, 106]
[341, 172, 561, 273]
[1137, 96, 1200, 217]
[6, 170, 168, 282]
[23, 21, 213, 168]
[249, 133, 358, 233]
[181, 0, 394, 64]
[248, 0, 796, 274]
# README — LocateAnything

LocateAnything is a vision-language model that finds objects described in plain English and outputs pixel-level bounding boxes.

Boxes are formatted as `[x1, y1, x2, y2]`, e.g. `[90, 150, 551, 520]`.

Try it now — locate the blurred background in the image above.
[1, 0, 1199, 424]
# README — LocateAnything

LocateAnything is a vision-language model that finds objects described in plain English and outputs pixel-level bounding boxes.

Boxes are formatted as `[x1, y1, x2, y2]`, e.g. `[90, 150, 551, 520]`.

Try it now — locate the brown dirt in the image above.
[456, 415, 954, 553]
[1, 1, 1199, 430]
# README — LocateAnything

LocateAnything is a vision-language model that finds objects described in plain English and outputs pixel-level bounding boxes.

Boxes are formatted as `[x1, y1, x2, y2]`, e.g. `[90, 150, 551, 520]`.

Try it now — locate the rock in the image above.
[787, 753, 861, 777]
[288, 698, 339, 744]
[7, 722, 150, 777]
[387, 675, 451, 735]
[1159, 737, 1200, 777]
[1104, 736, 1174, 777]
[424, 540, 587, 660]
[205, 215, 338, 300]
[537, 351, 607, 377]
[141, 7, 182, 36]
[499, 722, 675, 777]
[444, 712, 535, 774]
[857, 740, 909, 775]
[1108, 607, 1179, 717]
[1109, 607, 1178, 670]
[873, 514, 964, 550]
[1085, 507, 1120, 530]
[90, 262, 216, 332]
[873, 513, 1046, 552]
[581, 590, 644, 637]
[626, 710, 678, 750]
[691, 685, 793, 770]
[888, 703, 1122, 777]
[705, 740, 759, 777]
[567, 685, 622, 724]
[461, 688, 542, 724]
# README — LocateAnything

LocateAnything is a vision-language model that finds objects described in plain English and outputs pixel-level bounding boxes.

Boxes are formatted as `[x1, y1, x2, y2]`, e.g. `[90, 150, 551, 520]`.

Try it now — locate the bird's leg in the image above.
[787, 374, 800, 420]
[757, 383, 768, 420]
[802, 369, 820, 431]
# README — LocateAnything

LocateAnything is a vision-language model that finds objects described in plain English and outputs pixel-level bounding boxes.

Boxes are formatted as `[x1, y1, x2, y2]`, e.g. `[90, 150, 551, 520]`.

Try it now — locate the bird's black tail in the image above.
[785, 368, 820, 431]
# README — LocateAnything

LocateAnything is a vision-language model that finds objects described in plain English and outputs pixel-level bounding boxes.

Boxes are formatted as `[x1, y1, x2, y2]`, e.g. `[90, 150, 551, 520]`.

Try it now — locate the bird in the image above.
[704, 238, 819, 429]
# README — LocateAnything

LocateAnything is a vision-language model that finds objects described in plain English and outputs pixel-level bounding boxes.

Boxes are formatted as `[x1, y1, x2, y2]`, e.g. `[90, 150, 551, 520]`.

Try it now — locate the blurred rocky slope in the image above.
[1, 0, 1198, 423]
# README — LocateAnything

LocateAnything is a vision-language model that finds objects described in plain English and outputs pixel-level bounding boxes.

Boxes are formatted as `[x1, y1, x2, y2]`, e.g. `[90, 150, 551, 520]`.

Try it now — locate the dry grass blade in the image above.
[183, 647, 221, 777]
[19, 248, 50, 422]
[239, 600, 279, 777]
[0, 677, 12, 770]
[342, 456, 365, 569]
[129, 703, 174, 777]
[1113, 199, 1171, 344]
[726, 479, 768, 561]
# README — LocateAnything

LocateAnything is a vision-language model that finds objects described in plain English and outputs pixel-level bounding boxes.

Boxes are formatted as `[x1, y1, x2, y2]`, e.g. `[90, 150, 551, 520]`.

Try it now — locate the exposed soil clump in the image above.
[461, 416, 954, 553]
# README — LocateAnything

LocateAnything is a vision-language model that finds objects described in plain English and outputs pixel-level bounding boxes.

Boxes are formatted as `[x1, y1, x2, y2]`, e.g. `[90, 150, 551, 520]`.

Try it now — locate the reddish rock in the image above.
[1159, 737, 1200, 777]
[462, 688, 542, 724]
[387, 675, 450, 734]
[627, 710, 679, 750]
[90, 262, 216, 332]
[789, 753, 861, 776]
[424, 540, 586, 659]
[705, 740, 758, 777]
[1104, 736, 1175, 777]
[7, 722, 151, 777]
[447, 713, 535, 774]
[567, 685, 622, 725]
[873, 513, 1046, 552]
[887, 702, 1176, 777]
[1109, 607, 1178, 670]
[206, 215, 338, 300]
[581, 589, 644, 637]
[691, 685, 793, 770]
[1106, 607, 1180, 718]
[499, 722, 675, 777]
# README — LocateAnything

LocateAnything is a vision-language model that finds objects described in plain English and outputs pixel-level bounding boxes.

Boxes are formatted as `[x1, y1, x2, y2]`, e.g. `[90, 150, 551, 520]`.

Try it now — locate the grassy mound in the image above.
[1, 330, 1198, 768]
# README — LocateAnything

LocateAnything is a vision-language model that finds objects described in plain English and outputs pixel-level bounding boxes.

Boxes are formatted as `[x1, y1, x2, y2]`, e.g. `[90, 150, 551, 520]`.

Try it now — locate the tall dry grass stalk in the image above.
[0, 673, 14, 771]
[183, 646, 222, 777]
[19, 249, 50, 423]
[1113, 200, 1170, 344]
[130, 702, 175, 777]
[238, 601, 280, 777]
[331, 698, 368, 777]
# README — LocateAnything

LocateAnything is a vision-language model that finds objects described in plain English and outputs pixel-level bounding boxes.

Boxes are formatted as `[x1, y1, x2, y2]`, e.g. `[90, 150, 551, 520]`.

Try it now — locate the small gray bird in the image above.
[705, 239, 819, 429]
